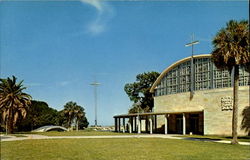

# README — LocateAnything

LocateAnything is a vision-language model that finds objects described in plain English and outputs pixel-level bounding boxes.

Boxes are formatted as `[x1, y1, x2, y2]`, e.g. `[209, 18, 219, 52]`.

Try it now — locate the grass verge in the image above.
[1, 138, 249, 160]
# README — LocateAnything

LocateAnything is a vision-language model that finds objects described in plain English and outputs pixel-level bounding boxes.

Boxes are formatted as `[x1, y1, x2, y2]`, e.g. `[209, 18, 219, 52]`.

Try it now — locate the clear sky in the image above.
[0, 0, 248, 126]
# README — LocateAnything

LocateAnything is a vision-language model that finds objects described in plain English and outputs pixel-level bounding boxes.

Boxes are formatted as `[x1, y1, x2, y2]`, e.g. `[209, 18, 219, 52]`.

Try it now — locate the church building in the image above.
[114, 54, 249, 136]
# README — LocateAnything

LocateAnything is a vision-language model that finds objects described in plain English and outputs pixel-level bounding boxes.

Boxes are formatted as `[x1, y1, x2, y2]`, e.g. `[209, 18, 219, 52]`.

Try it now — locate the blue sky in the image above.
[0, 0, 248, 126]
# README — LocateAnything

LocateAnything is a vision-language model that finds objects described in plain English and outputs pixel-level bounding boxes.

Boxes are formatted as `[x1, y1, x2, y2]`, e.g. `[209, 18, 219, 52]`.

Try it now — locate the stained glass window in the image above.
[154, 57, 249, 97]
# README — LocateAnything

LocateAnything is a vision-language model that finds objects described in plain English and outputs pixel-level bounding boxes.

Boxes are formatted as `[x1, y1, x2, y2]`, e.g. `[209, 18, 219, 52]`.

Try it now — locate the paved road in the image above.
[1, 134, 249, 145]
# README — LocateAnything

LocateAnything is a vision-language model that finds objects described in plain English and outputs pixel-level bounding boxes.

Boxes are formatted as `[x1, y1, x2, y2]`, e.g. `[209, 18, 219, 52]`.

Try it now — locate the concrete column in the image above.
[183, 113, 186, 135]
[114, 118, 117, 132]
[118, 118, 121, 132]
[154, 115, 157, 132]
[130, 117, 133, 133]
[146, 117, 149, 132]
[138, 116, 141, 134]
[128, 121, 132, 133]
[118, 118, 120, 132]
[149, 116, 153, 134]
[134, 117, 137, 132]
[132, 117, 134, 132]
[123, 118, 125, 133]
[165, 114, 168, 134]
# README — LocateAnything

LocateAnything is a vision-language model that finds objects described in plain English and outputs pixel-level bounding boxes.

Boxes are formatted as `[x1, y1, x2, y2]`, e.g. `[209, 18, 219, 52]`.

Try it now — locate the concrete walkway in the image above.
[1, 134, 249, 145]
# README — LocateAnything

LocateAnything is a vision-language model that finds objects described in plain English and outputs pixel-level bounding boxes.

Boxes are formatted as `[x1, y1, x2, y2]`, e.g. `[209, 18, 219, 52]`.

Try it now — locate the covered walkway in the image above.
[113, 110, 204, 135]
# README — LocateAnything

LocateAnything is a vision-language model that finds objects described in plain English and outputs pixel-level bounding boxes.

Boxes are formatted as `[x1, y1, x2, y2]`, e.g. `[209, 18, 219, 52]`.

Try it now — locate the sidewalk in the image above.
[1, 134, 249, 145]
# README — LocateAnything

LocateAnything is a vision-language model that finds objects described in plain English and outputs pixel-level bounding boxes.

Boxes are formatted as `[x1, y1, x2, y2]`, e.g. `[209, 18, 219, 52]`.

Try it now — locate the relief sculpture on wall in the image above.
[221, 96, 233, 111]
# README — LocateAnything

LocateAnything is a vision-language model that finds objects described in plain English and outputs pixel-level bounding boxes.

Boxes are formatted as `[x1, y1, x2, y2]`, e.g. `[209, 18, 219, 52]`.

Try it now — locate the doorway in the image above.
[190, 114, 199, 134]
[176, 115, 183, 134]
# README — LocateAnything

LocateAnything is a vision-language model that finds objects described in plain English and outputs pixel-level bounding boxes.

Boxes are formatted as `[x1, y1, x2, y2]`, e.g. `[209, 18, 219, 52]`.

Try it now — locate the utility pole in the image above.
[90, 81, 100, 127]
[185, 34, 199, 96]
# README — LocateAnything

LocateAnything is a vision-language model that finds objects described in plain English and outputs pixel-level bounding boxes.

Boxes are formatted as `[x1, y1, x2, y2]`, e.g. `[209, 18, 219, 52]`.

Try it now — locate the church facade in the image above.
[114, 54, 249, 136]
[150, 54, 249, 135]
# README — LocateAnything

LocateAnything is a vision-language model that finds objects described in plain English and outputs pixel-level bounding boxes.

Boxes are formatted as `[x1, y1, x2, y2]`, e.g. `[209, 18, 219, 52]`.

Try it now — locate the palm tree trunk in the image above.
[7, 109, 14, 134]
[232, 65, 239, 144]
[7, 120, 13, 134]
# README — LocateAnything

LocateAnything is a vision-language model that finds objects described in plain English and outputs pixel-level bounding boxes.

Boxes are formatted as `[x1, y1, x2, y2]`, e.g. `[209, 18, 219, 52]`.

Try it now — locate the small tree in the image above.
[62, 101, 88, 130]
[124, 71, 160, 113]
[18, 100, 58, 131]
[212, 20, 249, 144]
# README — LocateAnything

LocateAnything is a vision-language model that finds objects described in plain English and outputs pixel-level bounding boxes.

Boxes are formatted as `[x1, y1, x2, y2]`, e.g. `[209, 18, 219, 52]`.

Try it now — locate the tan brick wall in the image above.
[154, 86, 249, 136]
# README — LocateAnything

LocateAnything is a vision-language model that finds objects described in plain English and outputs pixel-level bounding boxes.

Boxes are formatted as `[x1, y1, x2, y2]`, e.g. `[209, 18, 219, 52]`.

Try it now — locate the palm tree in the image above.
[63, 101, 77, 129]
[212, 20, 249, 144]
[63, 101, 85, 130]
[0, 76, 32, 134]
[75, 109, 84, 131]
[63, 101, 84, 129]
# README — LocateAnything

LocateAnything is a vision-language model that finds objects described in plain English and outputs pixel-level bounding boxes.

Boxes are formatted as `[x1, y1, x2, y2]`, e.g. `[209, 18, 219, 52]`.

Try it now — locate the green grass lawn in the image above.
[1, 138, 249, 160]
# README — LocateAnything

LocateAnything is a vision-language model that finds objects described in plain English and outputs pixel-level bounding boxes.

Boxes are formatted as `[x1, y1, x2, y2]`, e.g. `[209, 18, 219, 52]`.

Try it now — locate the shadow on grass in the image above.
[180, 135, 250, 142]
[183, 137, 222, 142]
[224, 136, 250, 140]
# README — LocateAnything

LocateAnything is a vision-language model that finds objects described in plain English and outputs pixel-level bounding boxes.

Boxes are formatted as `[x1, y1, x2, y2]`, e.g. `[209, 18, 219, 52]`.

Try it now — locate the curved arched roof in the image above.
[149, 54, 211, 93]
[32, 125, 68, 132]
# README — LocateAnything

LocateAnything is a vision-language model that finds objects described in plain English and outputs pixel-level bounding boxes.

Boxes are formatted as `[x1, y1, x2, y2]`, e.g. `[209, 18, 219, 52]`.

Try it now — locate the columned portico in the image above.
[113, 110, 203, 135]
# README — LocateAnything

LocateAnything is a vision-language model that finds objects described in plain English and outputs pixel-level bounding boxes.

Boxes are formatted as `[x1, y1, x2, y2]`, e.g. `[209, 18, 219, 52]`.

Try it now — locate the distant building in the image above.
[32, 125, 68, 132]
[114, 54, 249, 136]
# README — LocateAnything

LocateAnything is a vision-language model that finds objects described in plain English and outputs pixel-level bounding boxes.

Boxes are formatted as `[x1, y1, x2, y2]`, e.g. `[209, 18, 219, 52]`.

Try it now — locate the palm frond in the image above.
[212, 20, 249, 70]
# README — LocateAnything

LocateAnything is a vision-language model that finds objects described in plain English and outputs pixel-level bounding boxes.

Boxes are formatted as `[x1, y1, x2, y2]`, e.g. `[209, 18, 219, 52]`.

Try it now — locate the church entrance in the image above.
[176, 115, 183, 134]
[189, 114, 199, 134]
[167, 112, 203, 135]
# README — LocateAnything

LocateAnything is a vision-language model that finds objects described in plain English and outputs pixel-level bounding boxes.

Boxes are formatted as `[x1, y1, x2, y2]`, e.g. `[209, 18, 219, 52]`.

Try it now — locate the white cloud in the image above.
[80, 0, 104, 13]
[80, 0, 114, 35]
[58, 81, 70, 86]
[88, 19, 105, 35]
